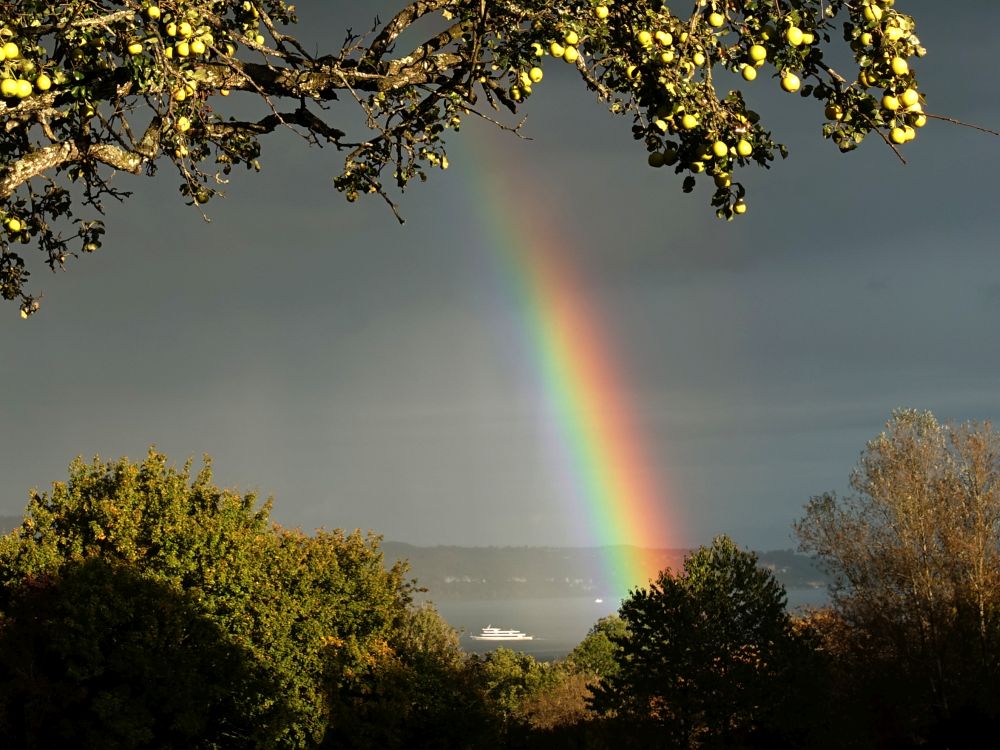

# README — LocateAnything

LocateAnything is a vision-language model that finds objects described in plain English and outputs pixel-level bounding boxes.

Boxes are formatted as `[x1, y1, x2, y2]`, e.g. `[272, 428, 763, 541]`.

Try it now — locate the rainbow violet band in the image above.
[469, 145, 682, 595]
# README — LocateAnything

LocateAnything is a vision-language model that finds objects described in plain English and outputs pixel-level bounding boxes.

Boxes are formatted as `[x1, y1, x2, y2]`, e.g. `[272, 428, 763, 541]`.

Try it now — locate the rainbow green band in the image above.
[465, 141, 680, 596]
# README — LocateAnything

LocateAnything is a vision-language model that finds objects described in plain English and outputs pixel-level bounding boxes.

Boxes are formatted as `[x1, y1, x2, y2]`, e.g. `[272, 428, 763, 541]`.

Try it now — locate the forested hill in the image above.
[382, 542, 829, 600]
[0, 515, 826, 599]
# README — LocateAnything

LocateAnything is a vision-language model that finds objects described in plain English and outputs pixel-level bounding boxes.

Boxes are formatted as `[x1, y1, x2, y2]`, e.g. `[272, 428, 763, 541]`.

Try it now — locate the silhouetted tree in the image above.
[0, 558, 275, 749]
[589, 535, 826, 748]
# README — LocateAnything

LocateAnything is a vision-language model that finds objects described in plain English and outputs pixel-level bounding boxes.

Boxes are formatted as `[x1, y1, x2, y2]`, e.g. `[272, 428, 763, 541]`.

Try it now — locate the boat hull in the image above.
[469, 635, 534, 641]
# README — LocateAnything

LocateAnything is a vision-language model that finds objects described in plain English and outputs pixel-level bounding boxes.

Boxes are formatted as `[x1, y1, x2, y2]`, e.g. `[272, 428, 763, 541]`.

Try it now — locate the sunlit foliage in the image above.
[1, 1, 931, 314]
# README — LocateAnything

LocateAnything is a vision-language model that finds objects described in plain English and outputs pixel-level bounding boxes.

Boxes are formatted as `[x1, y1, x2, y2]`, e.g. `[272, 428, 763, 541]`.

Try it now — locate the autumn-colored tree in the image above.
[0, 450, 413, 748]
[472, 646, 557, 723]
[2, 0, 941, 315]
[324, 603, 499, 750]
[796, 409, 1000, 744]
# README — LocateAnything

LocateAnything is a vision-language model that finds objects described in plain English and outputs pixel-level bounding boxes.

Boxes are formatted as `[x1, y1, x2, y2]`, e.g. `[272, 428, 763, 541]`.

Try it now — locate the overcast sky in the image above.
[2, 2, 999, 550]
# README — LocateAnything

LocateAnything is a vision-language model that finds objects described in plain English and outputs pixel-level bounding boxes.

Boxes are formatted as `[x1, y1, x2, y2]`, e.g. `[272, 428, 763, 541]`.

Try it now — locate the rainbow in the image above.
[463, 138, 682, 596]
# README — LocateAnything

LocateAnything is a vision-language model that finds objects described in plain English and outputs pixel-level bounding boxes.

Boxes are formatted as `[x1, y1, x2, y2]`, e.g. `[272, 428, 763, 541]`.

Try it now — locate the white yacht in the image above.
[470, 625, 534, 641]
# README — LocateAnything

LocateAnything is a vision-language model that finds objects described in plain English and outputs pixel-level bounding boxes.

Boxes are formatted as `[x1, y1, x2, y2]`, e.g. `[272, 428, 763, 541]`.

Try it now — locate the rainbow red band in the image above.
[468, 143, 681, 595]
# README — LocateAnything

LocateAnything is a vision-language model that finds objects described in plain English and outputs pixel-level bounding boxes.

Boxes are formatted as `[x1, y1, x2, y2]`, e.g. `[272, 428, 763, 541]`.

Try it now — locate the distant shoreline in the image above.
[0, 517, 830, 601]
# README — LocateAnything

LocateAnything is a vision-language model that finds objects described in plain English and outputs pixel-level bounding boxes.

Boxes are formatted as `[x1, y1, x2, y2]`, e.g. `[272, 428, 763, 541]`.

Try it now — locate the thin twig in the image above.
[925, 113, 1000, 137]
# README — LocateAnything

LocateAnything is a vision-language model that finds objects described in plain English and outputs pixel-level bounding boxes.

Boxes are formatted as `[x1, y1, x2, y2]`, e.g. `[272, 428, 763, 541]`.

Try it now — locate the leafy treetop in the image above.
[1, 0, 935, 315]
[589, 535, 824, 746]
[0, 449, 415, 747]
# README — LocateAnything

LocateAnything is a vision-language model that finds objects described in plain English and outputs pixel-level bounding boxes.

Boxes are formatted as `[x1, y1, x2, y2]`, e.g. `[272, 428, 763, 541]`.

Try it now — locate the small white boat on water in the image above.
[470, 625, 534, 641]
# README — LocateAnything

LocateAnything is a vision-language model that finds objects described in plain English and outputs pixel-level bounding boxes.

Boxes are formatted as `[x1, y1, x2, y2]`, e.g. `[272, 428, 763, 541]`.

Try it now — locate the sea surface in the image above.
[434, 587, 830, 662]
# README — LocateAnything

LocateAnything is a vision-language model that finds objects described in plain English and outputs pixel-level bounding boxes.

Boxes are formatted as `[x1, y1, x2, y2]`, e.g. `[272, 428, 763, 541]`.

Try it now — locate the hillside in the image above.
[382, 542, 829, 600]
[0, 514, 827, 599]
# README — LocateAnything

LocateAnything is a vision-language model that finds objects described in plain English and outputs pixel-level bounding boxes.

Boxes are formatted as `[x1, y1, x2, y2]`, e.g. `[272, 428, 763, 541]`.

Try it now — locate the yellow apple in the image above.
[886, 26, 905, 42]
[780, 72, 800, 92]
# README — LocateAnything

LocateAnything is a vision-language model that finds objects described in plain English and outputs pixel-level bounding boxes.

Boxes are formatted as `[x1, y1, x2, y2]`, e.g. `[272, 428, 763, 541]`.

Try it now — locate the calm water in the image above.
[433, 587, 830, 662]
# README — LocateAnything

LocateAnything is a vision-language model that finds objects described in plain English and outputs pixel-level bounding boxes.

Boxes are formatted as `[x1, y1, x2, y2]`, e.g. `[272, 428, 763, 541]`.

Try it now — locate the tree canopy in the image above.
[588, 535, 824, 748]
[0, 450, 415, 747]
[1, 0, 936, 315]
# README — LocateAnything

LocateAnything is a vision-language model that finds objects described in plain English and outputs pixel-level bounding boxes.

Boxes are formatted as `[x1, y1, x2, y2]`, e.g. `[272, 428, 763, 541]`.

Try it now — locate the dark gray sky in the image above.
[2, 2, 999, 550]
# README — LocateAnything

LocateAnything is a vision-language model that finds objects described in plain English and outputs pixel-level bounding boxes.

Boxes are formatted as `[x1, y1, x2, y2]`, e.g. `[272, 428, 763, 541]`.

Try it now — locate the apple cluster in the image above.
[0, 24, 56, 102]
[130, 1, 271, 62]
[489, 0, 927, 219]
[134, 4, 219, 61]
[828, 0, 925, 149]
[573, 1, 786, 219]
